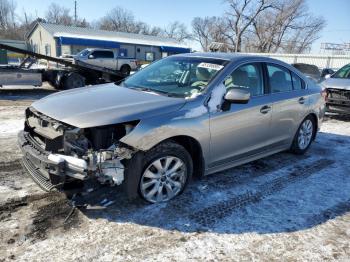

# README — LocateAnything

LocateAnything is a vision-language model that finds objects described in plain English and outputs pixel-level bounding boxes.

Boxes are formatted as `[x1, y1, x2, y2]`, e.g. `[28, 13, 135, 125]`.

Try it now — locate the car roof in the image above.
[174, 52, 310, 82]
[174, 52, 253, 60]
[174, 52, 285, 64]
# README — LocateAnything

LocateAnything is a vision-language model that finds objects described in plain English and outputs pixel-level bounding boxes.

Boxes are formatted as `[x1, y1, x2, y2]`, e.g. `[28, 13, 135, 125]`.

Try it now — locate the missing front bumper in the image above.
[18, 131, 90, 191]
[18, 131, 128, 192]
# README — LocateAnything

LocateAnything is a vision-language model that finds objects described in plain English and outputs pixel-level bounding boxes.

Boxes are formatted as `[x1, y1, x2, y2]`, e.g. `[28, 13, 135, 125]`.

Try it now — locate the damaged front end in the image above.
[18, 107, 139, 191]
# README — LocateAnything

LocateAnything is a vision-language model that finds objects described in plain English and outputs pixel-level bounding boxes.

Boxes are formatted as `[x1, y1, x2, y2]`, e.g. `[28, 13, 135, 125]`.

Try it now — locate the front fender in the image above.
[119, 104, 211, 162]
[121, 116, 208, 149]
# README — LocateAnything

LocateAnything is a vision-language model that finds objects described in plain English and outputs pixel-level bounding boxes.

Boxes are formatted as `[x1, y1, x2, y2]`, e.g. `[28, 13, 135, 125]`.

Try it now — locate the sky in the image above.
[14, 0, 350, 53]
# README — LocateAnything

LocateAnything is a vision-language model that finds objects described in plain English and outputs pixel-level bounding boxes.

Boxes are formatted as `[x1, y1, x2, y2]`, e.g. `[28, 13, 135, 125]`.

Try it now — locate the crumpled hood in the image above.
[322, 78, 350, 90]
[32, 83, 186, 128]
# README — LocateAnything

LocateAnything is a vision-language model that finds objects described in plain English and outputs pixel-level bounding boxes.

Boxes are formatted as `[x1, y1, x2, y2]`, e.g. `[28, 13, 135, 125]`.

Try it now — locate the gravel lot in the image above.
[0, 87, 349, 261]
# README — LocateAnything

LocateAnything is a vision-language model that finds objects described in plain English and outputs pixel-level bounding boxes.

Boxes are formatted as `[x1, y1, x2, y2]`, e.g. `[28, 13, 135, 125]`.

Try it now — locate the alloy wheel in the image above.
[140, 156, 187, 203]
[297, 119, 313, 150]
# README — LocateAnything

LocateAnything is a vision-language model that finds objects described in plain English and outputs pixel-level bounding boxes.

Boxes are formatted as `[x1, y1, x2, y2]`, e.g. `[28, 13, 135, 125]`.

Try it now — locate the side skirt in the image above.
[205, 143, 290, 176]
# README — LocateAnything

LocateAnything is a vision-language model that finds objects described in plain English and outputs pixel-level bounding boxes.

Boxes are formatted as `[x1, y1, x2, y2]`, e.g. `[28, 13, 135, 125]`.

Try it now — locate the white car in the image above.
[321, 63, 350, 114]
[74, 48, 137, 76]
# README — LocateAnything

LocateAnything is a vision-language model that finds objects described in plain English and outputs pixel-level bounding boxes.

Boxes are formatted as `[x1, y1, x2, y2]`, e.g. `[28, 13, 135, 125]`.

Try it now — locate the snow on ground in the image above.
[0, 104, 26, 138]
[0, 119, 23, 137]
[0, 93, 349, 261]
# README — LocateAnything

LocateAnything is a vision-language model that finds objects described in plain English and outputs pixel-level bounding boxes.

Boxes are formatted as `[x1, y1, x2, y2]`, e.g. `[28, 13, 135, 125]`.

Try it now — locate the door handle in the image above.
[260, 105, 271, 114]
[298, 97, 306, 104]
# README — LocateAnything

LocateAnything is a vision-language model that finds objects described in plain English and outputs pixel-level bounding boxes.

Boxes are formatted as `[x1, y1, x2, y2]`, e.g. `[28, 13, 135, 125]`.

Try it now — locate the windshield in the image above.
[122, 56, 228, 98]
[77, 49, 90, 57]
[332, 64, 350, 79]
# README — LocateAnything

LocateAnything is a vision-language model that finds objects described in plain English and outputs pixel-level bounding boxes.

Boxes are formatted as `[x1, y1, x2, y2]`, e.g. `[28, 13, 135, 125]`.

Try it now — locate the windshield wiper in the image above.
[132, 86, 182, 97]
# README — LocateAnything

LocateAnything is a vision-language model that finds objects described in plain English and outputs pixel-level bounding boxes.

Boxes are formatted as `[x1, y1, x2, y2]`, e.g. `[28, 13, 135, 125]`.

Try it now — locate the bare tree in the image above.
[192, 17, 211, 51]
[98, 6, 162, 36]
[144, 25, 163, 36]
[163, 21, 192, 42]
[98, 6, 136, 32]
[22, 9, 34, 29]
[0, 0, 29, 40]
[192, 0, 325, 53]
[250, 0, 325, 53]
[75, 18, 90, 28]
[282, 16, 325, 53]
[3, 1, 86, 32]
[0, 0, 16, 35]
[224, 0, 274, 52]
[13, 10, 36, 39]
[192, 17, 227, 51]
[45, 3, 73, 26]
[134, 22, 163, 36]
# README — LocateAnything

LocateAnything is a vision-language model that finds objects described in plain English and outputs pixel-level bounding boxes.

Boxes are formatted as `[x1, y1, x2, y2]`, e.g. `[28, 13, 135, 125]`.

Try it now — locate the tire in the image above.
[139, 141, 193, 203]
[62, 72, 85, 90]
[290, 115, 316, 155]
[120, 65, 131, 76]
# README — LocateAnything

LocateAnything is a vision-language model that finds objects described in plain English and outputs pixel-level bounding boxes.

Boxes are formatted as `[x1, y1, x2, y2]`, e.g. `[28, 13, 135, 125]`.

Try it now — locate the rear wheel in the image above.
[139, 142, 192, 203]
[291, 116, 315, 154]
[62, 72, 85, 89]
[120, 65, 131, 76]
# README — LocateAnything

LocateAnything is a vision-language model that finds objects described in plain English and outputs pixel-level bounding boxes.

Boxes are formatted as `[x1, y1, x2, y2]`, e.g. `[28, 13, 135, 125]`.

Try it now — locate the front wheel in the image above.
[139, 142, 193, 203]
[290, 116, 315, 154]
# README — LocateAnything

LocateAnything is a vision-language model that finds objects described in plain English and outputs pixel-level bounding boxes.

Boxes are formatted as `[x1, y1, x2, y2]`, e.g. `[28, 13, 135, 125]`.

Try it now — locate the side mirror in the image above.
[224, 89, 250, 104]
[324, 74, 332, 79]
[88, 54, 94, 59]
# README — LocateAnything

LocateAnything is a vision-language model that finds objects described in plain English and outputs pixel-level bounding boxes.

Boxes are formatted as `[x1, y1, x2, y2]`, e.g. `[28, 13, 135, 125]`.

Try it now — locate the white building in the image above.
[25, 22, 191, 62]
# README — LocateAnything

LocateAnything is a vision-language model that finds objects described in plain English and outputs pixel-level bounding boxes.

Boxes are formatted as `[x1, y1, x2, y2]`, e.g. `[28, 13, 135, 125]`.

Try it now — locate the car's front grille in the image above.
[24, 108, 70, 153]
[328, 88, 350, 101]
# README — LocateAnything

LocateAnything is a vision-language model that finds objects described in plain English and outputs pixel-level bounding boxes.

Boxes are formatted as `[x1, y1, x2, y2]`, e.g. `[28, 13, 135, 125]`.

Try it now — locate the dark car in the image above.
[292, 63, 322, 83]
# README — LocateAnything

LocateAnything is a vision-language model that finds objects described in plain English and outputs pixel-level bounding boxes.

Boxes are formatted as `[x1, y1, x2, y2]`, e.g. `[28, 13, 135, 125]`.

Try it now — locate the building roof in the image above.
[0, 39, 27, 49]
[27, 22, 188, 49]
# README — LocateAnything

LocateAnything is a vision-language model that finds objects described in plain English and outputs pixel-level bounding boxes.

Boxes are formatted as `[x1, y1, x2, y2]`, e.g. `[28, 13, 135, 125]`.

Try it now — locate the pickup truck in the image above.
[74, 48, 137, 76]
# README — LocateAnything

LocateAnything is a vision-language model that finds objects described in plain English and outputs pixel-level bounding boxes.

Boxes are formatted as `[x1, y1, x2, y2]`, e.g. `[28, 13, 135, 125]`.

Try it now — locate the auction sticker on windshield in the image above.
[198, 62, 224, 71]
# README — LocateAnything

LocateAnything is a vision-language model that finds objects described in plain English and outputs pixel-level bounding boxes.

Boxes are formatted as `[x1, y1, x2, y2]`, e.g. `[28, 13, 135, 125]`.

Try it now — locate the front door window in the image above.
[224, 63, 264, 96]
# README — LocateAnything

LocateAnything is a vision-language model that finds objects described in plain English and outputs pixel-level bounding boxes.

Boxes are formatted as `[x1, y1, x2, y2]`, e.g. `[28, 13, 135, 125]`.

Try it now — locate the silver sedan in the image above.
[18, 53, 326, 203]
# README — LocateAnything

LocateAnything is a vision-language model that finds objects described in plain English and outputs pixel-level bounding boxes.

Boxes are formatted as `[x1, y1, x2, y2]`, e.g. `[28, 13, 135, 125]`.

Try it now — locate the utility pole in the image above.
[74, 0, 77, 25]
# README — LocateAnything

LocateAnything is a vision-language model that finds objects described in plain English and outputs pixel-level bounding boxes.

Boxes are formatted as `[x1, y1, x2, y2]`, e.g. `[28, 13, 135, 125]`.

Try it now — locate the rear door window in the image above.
[291, 72, 304, 90]
[267, 64, 293, 93]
